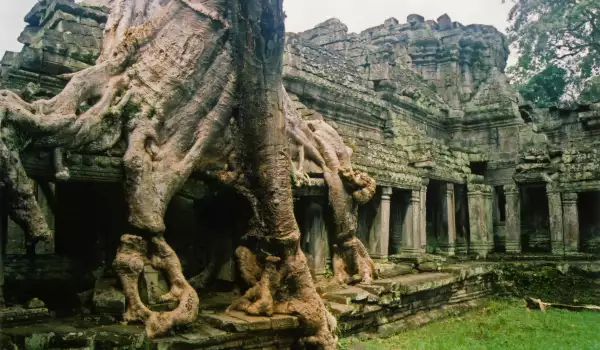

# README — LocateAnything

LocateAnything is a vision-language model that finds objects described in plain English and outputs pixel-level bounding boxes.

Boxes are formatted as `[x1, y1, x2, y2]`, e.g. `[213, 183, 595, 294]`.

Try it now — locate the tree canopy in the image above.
[504, 0, 600, 102]
[518, 65, 568, 107]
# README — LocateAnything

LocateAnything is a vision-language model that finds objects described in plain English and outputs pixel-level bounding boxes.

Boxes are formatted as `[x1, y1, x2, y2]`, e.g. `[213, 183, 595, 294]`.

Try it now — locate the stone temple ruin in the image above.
[0, 1, 600, 349]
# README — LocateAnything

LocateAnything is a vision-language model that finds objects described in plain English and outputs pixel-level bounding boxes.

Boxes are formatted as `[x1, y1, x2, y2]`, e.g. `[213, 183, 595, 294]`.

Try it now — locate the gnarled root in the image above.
[114, 234, 153, 323]
[147, 236, 199, 338]
[332, 168, 377, 284]
[333, 237, 377, 285]
[339, 168, 377, 205]
[53, 148, 70, 181]
[113, 234, 199, 339]
[0, 125, 53, 243]
[231, 245, 337, 349]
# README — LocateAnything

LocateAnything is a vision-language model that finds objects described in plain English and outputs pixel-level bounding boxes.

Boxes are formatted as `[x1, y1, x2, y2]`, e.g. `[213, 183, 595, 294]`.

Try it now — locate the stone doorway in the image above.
[578, 191, 600, 254]
[520, 185, 551, 253]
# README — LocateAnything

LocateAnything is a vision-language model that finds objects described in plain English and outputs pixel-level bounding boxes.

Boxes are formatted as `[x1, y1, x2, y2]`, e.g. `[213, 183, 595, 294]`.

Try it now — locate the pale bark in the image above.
[0, 0, 375, 343]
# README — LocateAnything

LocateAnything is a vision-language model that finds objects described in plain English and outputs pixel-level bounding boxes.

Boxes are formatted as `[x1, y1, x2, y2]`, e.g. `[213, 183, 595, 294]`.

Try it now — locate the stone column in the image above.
[306, 202, 329, 275]
[455, 185, 468, 255]
[467, 184, 491, 257]
[420, 183, 428, 252]
[547, 185, 565, 254]
[402, 190, 421, 254]
[562, 192, 580, 253]
[438, 183, 456, 256]
[485, 191, 494, 252]
[389, 193, 404, 255]
[370, 187, 392, 260]
[504, 184, 521, 253]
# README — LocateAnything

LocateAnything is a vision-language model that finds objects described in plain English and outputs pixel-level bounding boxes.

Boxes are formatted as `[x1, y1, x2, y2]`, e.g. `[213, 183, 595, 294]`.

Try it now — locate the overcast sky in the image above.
[1, 0, 513, 56]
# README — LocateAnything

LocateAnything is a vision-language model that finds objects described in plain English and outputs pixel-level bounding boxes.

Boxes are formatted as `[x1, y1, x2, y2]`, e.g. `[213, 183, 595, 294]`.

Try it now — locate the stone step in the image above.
[321, 286, 379, 305]
[371, 272, 456, 294]
[326, 302, 359, 318]
[375, 262, 415, 279]
[198, 311, 299, 333]
[0, 306, 51, 327]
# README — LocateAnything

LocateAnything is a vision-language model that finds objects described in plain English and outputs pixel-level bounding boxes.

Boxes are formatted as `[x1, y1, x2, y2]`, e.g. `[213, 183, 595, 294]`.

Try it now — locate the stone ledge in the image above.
[0, 306, 51, 327]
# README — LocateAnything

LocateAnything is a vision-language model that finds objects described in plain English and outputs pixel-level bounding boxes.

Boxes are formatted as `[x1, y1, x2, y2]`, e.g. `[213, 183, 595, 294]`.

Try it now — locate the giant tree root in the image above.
[230, 246, 338, 349]
[113, 234, 199, 338]
[525, 297, 600, 313]
[0, 0, 374, 344]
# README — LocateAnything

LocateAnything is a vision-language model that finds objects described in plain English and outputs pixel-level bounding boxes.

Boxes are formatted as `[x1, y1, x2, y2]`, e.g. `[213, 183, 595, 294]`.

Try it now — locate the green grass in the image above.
[341, 299, 600, 350]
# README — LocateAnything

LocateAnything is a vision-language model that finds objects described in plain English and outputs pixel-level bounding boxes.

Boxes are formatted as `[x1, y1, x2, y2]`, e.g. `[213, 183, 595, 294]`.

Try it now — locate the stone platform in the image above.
[0, 262, 504, 349]
[3, 260, 599, 349]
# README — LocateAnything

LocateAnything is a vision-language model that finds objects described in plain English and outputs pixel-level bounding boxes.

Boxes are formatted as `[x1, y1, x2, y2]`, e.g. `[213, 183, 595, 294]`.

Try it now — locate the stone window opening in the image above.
[373, 80, 382, 91]
[519, 106, 533, 123]
[470, 161, 487, 176]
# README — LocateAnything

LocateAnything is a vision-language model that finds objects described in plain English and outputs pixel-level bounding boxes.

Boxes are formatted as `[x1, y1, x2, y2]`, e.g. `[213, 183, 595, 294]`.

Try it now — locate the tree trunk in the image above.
[0, 0, 375, 343]
[227, 1, 337, 347]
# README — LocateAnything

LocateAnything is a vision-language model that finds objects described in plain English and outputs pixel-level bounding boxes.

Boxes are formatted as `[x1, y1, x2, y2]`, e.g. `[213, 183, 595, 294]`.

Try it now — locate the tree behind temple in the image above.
[504, 0, 600, 101]
[518, 65, 568, 107]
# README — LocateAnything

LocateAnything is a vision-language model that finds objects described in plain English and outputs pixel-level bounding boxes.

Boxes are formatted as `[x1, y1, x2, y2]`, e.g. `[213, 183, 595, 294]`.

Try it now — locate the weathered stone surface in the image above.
[92, 278, 125, 315]
[1, 1, 600, 348]
[25, 298, 45, 309]
[0, 306, 51, 326]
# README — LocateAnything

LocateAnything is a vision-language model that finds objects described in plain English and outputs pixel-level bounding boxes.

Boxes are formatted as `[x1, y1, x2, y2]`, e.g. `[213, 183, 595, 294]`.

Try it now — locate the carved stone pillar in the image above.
[547, 185, 565, 254]
[562, 192, 580, 253]
[485, 191, 494, 252]
[455, 185, 469, 255]
[370, 187, 392, 260]
[468, 184, 492, 257]
[299, 200, 330, 276]
[389, 192, 404, 255]
[438, 183, 456, 256]
[420, 183, 428, 252]
[504, 184, 521, 253]
[402, 189, 421, 254]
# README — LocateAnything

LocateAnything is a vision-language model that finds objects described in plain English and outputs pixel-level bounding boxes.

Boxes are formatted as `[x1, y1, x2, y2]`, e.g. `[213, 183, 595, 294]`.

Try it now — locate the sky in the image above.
[0, 0, 514, 56]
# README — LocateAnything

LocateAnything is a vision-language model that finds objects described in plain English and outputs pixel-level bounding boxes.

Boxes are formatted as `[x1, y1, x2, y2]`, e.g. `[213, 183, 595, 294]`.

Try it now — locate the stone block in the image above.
[327, 302, 359, 317]
[139, 265, 170, 306]
[92, 277, 125, 315]
[0, 306, 51, 326]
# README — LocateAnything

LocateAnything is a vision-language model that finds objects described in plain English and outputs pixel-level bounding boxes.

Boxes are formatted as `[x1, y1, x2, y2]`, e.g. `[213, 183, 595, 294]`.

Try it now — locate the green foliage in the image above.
[504, 0, 600, 100]
[342, 299, 600, 349]
[580, 76, 600, 103]
[518, 65, 568, 107]
[497, 264, 600, 305]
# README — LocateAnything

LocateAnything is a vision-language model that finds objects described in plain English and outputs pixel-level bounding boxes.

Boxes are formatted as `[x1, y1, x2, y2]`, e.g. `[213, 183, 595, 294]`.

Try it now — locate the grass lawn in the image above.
[340, 299, 600, 350]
